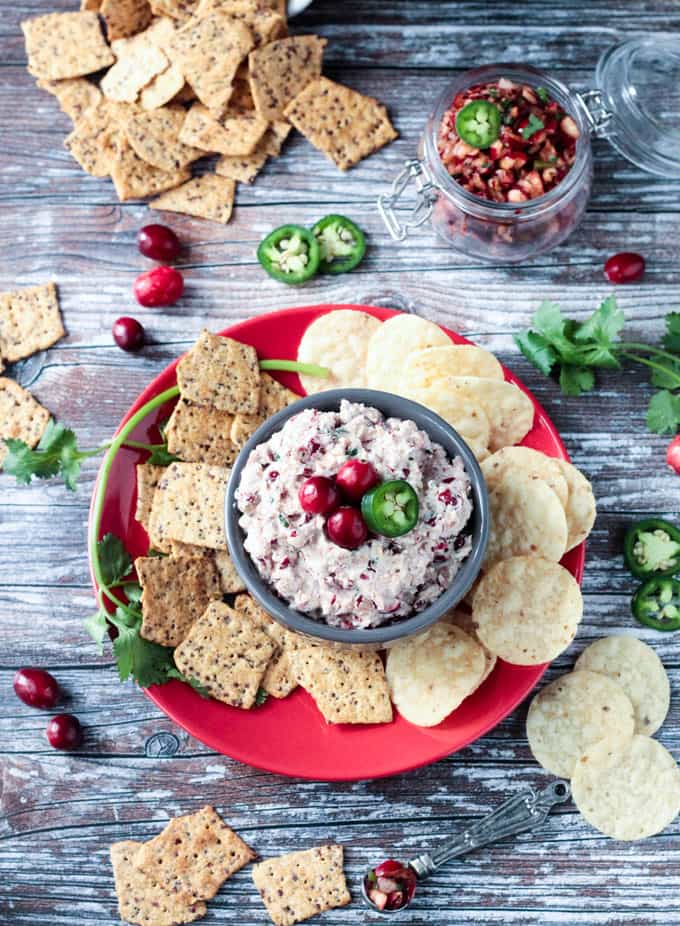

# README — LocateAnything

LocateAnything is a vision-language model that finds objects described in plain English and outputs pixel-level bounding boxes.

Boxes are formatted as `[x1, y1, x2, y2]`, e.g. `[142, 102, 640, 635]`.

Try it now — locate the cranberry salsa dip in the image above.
[235, 400, 474, 630]
[438, 77, 581, 203]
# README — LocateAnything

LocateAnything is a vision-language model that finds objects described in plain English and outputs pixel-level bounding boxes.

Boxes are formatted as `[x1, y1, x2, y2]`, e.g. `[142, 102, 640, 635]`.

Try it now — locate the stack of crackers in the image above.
[22, 1, 398, 225]
[0, 282, 64, 466]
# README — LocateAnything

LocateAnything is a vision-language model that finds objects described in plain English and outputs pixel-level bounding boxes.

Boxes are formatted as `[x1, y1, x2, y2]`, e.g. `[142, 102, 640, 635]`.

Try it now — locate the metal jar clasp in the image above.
[378, 158, 439, 241]
[577, 89, 614, 138]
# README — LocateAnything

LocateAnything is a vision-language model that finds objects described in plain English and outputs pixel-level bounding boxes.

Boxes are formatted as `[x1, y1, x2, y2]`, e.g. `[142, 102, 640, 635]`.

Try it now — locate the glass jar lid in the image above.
[594, 36, 680, 178]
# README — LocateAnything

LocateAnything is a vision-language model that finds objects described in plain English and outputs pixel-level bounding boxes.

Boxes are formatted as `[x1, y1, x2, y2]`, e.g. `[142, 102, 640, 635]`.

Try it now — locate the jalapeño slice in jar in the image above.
[313, 214, 366, 275]
[624, 518, 680, 579]
[632, 577, 680, 632]
[455, 99, 501, 149]
[257, 224, 320, 285]
[361, 480, 419, 538]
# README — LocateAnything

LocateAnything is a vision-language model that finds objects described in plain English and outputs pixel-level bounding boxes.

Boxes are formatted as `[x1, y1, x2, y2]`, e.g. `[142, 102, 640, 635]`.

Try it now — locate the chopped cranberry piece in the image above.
[112, 316, 145, 352]
[298, 476, 340, 515]
[14, 668, 60, 709]
[46, 714, 83, 750]
[133, 266, 184, 307]
[326, 507, 368, 549]
[604, 252, 646, 284]
[335, 459, 379, 502]
[137, 224, 181, 261]
[438, 488, 459, 506]
[269, 470, 279, 480]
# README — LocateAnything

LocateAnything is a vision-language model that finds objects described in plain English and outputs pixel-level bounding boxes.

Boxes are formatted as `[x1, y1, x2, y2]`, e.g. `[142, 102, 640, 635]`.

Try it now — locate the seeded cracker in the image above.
[248, 35, 326, 122]
[195, 0, 286, 47]
[252, 845, 350, 926]
[110, 840, 207, 926]
[110, 135, 191, 200]
[101, 40, 169, 104]
[148, 461, 230, 549]
[179, 102, 268, 156]
[64, 100, 121, 176]
[36, 77, 102, 124]
[231, 373, 299, 448]
[140, 63, 185, 110]
[165, 397, 238, 465]
[0, 379, 50, 466]
[235, 593, 298, 698]
[22, 12, 115, 81]
[0, 282, 65, 363]
[150, 0, 199, 20]
[134, 805, 256, 902]
[174, 601, 277, 707]
[214, 549, 246, 594]
[285, 76, 398, 171]
[135, 462, 165, 535]
[151, 174, 236, 224]
[137, 551, 222, 646]
[177, 330, 260, 414]
[216, 121, 291, 183]
[100, 0, 152, 41]
[124, 106, 203, 170]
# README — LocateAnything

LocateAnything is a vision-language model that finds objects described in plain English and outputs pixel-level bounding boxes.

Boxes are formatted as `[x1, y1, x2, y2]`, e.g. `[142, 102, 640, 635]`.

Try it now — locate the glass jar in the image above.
[379, 38, 680, 264]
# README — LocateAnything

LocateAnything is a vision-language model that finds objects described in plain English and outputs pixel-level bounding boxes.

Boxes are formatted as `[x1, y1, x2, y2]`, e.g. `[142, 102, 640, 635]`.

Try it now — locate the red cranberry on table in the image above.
[112, 316, 145, 352]
[137, 224, 181, 262]
[335, 459, 379, 502]
[13, 667, 60, 709]
[604, 252, 645, 284]
[46, 714, 83, 750]
[133, 266, 184, 307]
[326, 506, 369, 549]
[667, 435, 680, 475]
[298, 476, 340, 515]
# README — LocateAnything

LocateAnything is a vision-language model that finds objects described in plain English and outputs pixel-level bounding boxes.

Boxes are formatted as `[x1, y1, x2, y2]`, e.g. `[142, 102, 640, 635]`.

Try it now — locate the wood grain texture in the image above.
[1, 1, 679, 924]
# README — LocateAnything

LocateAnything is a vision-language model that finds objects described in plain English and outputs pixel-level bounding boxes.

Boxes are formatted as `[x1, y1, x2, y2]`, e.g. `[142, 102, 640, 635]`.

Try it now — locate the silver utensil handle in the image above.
[409, 780, 570, 879]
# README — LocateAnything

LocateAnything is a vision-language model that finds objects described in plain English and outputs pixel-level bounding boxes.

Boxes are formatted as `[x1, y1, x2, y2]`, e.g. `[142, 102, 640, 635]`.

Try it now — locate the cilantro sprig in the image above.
[516, 298, 680, 435]
[521, 113, 545, 140]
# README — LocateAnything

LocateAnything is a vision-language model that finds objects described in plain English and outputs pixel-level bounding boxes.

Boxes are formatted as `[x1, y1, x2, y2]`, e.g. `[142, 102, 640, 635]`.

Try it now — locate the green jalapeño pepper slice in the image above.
[632, 577, 680, 632]
[455, 100, 501, 149]
[312, 214, 366, 275]
[257, 224, 320, 285]
[624, 518, 680, 579]
[361, 480, 419, 538]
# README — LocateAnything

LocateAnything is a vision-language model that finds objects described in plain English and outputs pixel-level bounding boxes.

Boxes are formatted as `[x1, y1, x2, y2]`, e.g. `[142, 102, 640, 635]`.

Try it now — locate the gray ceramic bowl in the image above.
[225, 389, 489, 648]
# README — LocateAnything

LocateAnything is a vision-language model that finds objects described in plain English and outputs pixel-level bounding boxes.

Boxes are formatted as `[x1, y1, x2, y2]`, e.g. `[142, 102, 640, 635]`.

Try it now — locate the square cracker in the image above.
[0, 378, 50, 466]
[179, 102, 268, 156]
[140, 62, 185, 109]
[148, 461, 230, 550]
[252, 845, 350, 926]
[248, 35, 326, 122]
[235, 594, 297, 699]
[101, 39, 168, 103]
[195, 0, 286, 47]
[177, 329, 260, 414]
[0, 282, 65, 363]
[22, 12, 115, 81]
[284, 77, 398, 171]
[110, 840, 207, 926]
[168, 541, 244, 593]
[216, 120, 290, 183]
[164, 13, 255, 115]
[174, 601, 277, 707]
[36, 77, 102, 123]
[231, 373, 299, 448]
[64, 100, 121, 176]
[135, 462, 165, 533]
[101, 0, 152, 41]
[165, 397, 238, 466]
[291, 645, 393, 724]
[137, 551, 222, 646]
[124, 105, 203, 170]
[151, 174, 236, 225]
[134, 806, 255, 903]
[110, 135, 190, 200]
[150, 0, 199, 20]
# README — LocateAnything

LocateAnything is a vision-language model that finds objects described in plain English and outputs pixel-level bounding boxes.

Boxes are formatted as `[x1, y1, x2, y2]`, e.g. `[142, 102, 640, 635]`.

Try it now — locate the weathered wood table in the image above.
[1, 1, 679, 923]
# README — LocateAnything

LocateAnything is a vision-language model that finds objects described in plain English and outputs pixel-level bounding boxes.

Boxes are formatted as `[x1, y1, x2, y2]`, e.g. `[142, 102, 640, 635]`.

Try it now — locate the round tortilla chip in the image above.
[526, 670, 635, 778]
[555, 459, 596, 551]
[481, 446, 569, 508]
[366, 314, 451, 393]
[485, 470, 568, 569]
[386, 623, 486, 727]
[572, 735, 680, 840]
[297, 309, 381, 394]
[404, 344, 504, 390]
[443, 609, 497, 688]
[405, 385, 490, 448]
[472, 556, 583, 665]
[432, 376, 534, 451]
[575, 636, 670, 736]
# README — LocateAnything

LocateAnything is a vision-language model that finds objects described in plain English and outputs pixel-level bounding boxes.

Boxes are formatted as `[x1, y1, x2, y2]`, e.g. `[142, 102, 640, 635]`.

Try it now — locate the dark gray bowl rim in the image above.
[225, 389, 489, 646]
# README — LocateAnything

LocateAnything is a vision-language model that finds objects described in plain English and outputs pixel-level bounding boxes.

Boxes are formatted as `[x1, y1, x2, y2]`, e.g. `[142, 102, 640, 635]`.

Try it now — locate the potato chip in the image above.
[297, 309, 381, 395]
[366, 314, 451, 394]
[526, 670, 635, 778]
[481, 446, 569, 508]
[404, 344, 504, 390]
[442, 609, 497, 688]
[386, 623, 486, 727]
[555, 458, 597, 551]
[473, 556, 583, 665]
[484, 469, 568, 569]
[575, 635, 670, 736]
[404, 386, 490, 450]
[432, 376, 535, 451]
[572, 735, 680, 840]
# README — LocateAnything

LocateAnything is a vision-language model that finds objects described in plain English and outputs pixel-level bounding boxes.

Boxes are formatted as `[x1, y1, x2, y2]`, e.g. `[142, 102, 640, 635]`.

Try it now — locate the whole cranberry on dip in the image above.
[236, 401, 473, 630]
[438, 78, 580, 203]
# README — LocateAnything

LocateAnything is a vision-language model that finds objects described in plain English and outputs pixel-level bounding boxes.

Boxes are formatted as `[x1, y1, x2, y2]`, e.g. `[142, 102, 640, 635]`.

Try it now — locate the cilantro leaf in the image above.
[147, 446, 180, 466]
[255, 687, 269, 706]
[650, 357, 680, 390]
[1, 421, 95, 490]
[514, 330, 558, 375]
[531, 300, 569, 341]
[98, 533, 133, 587]
[535, 86, 550, 104]
[521, 113, 544, 140]
[646, 390, 680, 435]
[84, 608, 109, 653]
[113, 622, 174, 687]
[663, 312, 680, 352]
[125, 582, 143, 604]
[573, 295, 625, 346]
[559, 365, 596, 396]
[167, 667, 212, 699]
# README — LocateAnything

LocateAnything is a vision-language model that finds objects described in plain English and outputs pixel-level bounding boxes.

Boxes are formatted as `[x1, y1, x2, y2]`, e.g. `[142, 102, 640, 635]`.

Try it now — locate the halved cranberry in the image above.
[112, 316, 145, 352]
[137, 224, 181, 262]
[14, 668, 60, 709]
[133, 266, 184, 307]
[335, 459, 379, 502]
[604, 252, 646, 284]
[326, 507, 368, 549]
[298, 476, 340, 515]
[46, 714, 83, 750]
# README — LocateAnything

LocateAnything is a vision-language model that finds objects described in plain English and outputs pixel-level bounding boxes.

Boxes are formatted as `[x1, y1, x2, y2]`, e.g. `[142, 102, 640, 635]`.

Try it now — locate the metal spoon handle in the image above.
[409, 780, 570, 879]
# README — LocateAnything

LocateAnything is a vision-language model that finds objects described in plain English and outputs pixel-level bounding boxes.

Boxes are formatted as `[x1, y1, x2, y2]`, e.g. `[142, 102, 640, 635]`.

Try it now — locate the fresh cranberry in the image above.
[335, 459, 379, 502]
[13, 668, 60, 709]
[133, 266, 184, 307]
[46, 714, 83, 750]
[667, 435, 680, 474]
[604, 252, 645, 284]
[326, 507, 368, 549]
[112, 316, 145, 352]
[137, 224, 181, 262]
[298, 476, 340, 515]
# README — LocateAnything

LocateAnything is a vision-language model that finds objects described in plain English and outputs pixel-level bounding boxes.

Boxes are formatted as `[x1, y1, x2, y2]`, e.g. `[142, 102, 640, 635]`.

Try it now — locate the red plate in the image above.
[89, 304, 585, 781]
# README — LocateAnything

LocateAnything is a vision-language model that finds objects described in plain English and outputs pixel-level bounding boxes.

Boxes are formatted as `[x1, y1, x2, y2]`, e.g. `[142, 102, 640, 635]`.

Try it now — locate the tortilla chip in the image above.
[174, 601, 277, 707]
[298, 308, 381, 395]
[177, 329, 260, 414]
[285, 77, 398, 171]
[101, 38, 169, 103]
[22, 12, 115, 81]
[0, 282, 65, 363]
[248, 35, 326, 122]
[150, 174, 236, 224]
[140, 62, 185, 109]
[134, 806, 255, 902]
[0, 379, 51, 467]
[179, 102, 268, 156]
[101, 0, 152, 41]
[214, 549, 246, 594]
[230, 373, 299, 448]
[235, 594, 297, 698]
[165, 396, 238, 465]
[36, 77, 102, 123]
[252, 846, 350, 926]
[124, 105, 202, 169]
[148, 461, 230, 550]
[135, 462, 165, 534]
[215, 120, 290, 183]
[110, 135, 190, 200]
[110, 840, 207, 926]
